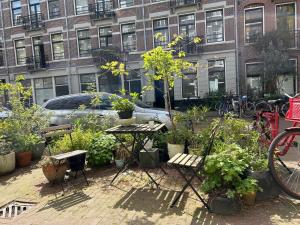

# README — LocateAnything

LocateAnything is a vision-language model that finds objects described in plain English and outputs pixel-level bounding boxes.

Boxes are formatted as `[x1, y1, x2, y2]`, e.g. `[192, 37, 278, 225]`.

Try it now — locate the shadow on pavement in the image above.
[114, 187, 188, 218]
[38, 192, 91, 212]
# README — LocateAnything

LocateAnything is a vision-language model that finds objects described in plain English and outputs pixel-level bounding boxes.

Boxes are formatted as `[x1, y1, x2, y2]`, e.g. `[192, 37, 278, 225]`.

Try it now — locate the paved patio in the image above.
[0, 162, 300, 225]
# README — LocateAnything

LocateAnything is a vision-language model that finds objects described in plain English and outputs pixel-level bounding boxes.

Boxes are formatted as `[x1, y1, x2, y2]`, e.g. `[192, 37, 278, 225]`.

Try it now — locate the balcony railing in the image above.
[170, 0, 200, 8]
[88, 1, 114, 20]
[174, 36, 202, 55]
[92, 46, 122, 65]
[25, 55, 48, 72]
[19, 13, 45, 31]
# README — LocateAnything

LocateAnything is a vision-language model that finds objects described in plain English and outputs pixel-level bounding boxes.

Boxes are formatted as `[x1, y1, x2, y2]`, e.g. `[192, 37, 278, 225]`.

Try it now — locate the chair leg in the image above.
[81, 170, 89, 186]
[170, 167, 194, 208]
[110, 163, 129, 185]
[177, 168, 210, 210]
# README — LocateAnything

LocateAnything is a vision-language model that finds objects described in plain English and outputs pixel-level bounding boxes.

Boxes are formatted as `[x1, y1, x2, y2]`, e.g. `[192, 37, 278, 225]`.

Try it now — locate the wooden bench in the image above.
[42, 125, 89, 192]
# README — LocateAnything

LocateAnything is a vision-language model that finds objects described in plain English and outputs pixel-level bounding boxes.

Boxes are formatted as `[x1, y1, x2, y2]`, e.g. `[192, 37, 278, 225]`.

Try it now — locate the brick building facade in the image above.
[0, 0, 237, 105]
[237, 0, 300, 97]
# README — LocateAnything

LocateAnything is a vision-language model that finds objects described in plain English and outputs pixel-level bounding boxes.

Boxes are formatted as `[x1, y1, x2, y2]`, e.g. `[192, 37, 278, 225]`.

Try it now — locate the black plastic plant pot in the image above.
[209, 196, 242, 215]
[118, 110, 133, 119]
[68, 154, 86, 172]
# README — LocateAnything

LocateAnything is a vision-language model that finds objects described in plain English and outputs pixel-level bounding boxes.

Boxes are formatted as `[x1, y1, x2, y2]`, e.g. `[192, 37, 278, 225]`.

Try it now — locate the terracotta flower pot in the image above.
[42, 163, 68, 183]
[16, 151, 32, 168]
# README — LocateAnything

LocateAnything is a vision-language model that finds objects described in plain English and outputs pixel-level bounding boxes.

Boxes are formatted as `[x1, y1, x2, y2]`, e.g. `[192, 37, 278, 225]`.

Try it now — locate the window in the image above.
[208, 59, 225, 93]
[29, 0, 41, 15]
[20, 79, 34, 107]
[245, 7, 263, 44]
[48, 0, 60, 19]
[80, 74, 96, 92]
[246, 63, 263, 95]
[75, 0, 89, 15]
[119, 0, 133, 8]
[153, 18, 169, 47]
[55, 76, 69, 96]
[182, 73, 198, 98]
[206, 9, 224, 43]
[15, 39, 26, 65]
[121, 23, 136, 51]
[98, 72, 121, 93]
[11, 0, 22, 26]
[34, 77, 54, 105]
[276, 3, 296, 47]
[99, 27, 112, 48]
[125, 69, 142, 94]
[51, 33, 64, 60]
[77, 30, 91, 57]
[278, 60, 297, 95]
[179, 14, 196, 38]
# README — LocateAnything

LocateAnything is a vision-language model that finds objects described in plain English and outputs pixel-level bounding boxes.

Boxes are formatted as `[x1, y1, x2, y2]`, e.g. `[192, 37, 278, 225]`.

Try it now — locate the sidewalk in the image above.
[1, 164, 300, 225]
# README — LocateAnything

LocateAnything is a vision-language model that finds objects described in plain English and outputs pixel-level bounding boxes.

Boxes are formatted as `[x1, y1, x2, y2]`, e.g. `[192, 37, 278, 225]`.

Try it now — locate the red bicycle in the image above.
[255, 94, 300, 199]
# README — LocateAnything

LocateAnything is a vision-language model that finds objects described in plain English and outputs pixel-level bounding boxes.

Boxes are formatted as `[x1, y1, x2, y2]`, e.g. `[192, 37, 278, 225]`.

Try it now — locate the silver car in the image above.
[41, 93, 172, 128]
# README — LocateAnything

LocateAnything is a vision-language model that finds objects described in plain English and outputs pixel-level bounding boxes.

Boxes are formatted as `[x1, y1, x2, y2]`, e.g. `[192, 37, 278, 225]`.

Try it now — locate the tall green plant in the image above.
[0, 75, 49, 149]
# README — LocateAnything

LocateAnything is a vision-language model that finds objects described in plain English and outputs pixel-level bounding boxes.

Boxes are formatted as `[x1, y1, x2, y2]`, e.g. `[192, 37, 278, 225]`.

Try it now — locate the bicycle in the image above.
[255, 96, 289, 116]
[218, 95, 255, 118]
[255, 93, 300, 199]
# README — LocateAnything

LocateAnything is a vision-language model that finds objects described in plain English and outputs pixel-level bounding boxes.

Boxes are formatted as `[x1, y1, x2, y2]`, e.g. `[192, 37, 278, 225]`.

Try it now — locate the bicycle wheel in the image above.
[255, 101, 272, 112]
[281, 102, 290, 117]
[269, 128, 300, 199]
[243, 102, 255, 118]
[214, 102, 221, 111]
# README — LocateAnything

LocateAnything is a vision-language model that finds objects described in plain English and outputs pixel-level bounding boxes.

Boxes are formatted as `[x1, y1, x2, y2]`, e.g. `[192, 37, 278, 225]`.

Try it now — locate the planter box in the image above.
[209, 196, 241, 215]
[16, 151, 32, 168]
[250, 171, 282, 202]
[139, 148, 159, 169]
[0, 152, 16, 175]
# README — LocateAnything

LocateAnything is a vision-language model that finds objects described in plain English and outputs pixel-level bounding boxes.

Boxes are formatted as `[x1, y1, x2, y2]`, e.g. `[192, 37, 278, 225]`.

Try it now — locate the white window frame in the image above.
[244, 6, 264, 45]
[205, 8, 225, 44]
[178, 13, 196, 38]
[14, 38, 26, 66]
[152, 17, 170, 48]
[50, 32, 65, 61]
[77, 29, 92, 58]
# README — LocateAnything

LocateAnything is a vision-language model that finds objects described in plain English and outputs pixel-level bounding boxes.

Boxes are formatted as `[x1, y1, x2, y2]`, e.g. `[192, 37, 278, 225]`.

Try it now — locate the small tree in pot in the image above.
[166, 129, 189, 158]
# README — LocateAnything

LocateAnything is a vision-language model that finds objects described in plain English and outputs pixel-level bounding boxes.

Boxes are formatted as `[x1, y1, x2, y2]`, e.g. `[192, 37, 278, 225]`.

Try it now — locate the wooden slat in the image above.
[191, 156, 202, 168]
[168, 153, 183, 164]
[179, 154, 193, 166]
[51, 150, 87, 161]
[185, 155, 198, 167]
[43, 130, 72, 138]
[173, 154, 188, 164]
[42, 124, 72, 133]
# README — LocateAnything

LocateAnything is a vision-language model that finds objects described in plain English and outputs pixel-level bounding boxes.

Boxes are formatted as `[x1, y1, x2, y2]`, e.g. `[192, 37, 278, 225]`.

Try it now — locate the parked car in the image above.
[0, 107, 11, 119]
[41, 93, 172, 128]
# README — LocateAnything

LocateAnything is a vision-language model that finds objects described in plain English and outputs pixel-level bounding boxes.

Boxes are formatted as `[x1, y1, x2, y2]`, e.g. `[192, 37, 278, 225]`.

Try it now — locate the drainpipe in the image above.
[0, 1, 10, 83]
[234, 0, 240, 96]
[142, 0, 147, 51]
[63, 0, 72, 93]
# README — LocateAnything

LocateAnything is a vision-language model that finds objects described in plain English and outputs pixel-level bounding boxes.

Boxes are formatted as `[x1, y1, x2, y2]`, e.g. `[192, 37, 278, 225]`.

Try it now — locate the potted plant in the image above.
[87, 133, 116, 167]
[40, 156, 68, 183]
[188, 133, 204, 155]
[0, 138, 15, 175]
[14, 133, 41, 167]
[114, 145, 131, 169]
[110, 90, 139, 120]
[201, 143, 260, 214]
[166, 129, 188, 159]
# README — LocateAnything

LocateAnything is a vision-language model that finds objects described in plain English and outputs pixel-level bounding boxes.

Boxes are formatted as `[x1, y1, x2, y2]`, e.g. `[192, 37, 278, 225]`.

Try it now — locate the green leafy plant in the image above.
[0, 137, 12, 155]
[14, 133, 42, 152]
[201, 143, 260, 198]
[0, 75, 49, 150]
[87, 133, 116, 167]
[51, 128, 94, 155]
[166, 128, 189, 145]
[110, 90, 138, 113]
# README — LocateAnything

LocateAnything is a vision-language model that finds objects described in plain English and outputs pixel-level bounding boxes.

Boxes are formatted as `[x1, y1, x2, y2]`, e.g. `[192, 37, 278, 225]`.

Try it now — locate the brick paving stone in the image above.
[1, 163, 300, 225]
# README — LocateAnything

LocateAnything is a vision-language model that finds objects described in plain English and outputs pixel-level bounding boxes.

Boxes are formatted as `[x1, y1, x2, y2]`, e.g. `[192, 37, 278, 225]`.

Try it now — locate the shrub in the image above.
[87, 133, 116, 167]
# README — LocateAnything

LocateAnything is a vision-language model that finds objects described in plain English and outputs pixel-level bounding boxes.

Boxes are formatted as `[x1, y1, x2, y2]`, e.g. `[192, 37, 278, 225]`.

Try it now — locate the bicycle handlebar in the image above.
[284, 93, 300, 98]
